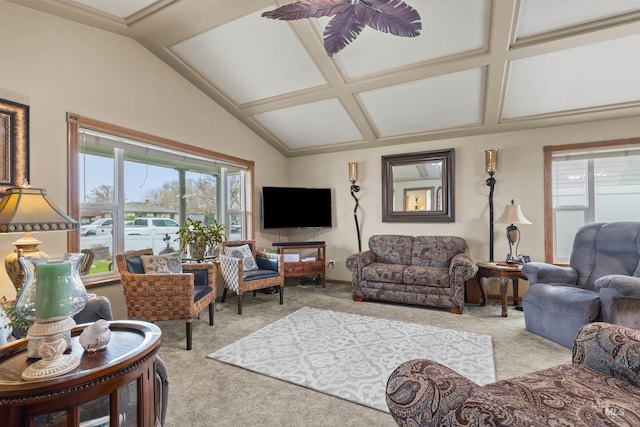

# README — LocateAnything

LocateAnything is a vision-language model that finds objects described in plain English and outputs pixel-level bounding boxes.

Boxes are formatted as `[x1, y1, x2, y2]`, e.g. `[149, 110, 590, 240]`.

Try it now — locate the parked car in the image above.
[80, 218, 113, 236]
[124, 218, 180, 235]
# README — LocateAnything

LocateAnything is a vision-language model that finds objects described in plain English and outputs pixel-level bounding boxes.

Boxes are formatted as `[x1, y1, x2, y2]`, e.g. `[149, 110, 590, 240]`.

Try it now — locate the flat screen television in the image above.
[262, 186, 332, 229]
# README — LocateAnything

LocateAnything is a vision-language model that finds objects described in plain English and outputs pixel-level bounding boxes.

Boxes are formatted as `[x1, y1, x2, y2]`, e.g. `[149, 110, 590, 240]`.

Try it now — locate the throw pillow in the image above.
[224, 244, 259, 271]
[140, 252, 183, 274]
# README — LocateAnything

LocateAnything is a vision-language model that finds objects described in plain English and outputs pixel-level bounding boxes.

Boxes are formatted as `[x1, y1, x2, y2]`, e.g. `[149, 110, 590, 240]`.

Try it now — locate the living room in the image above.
[1, 1, 640, 426]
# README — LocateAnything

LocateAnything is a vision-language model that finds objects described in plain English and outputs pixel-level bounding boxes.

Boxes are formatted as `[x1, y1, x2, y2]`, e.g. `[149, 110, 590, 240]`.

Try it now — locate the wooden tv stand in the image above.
[273, 242, 326, 288]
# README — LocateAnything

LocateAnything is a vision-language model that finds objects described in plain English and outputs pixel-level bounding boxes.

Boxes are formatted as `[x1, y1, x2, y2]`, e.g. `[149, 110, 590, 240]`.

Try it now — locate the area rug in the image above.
[207, 307, 495, 412]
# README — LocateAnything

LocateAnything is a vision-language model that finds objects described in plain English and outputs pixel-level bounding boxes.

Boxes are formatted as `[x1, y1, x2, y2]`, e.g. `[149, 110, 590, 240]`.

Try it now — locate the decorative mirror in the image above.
[382, 149, 454, 222]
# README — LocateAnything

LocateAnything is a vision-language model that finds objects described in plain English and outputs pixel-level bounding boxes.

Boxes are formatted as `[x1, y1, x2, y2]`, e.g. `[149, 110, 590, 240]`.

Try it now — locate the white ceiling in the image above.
[9, 0, 640, 157]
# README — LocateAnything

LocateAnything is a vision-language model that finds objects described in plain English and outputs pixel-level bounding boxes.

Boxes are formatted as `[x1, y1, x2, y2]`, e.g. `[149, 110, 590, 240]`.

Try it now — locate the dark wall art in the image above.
[0, 98, 30, 194]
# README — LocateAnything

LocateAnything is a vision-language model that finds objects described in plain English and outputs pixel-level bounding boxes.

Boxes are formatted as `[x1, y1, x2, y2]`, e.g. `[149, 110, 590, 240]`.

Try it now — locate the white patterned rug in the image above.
[208, 307, 495, 412]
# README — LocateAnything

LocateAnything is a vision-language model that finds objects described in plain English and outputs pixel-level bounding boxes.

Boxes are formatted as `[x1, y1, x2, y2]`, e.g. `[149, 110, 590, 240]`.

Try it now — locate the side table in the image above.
[0, 320, 161, 426]
[476, 261, 525, 317]
[274, 242, 326, 288]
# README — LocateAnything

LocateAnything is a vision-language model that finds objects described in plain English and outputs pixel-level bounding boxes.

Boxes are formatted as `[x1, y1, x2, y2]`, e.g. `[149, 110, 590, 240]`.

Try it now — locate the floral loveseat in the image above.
[386, 322, 640, 426]
[345, 235, 476, 313]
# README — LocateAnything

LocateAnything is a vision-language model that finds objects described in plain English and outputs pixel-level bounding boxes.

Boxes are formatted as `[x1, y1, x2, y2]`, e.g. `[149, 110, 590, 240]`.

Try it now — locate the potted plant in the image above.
[1, 292, 31, 339]
[176, 218, 225, 260]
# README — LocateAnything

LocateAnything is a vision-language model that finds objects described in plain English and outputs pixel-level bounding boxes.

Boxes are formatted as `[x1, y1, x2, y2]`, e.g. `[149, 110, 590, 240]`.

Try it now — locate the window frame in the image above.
[543, 136, 640, 263]
[67, 113, 255, 283]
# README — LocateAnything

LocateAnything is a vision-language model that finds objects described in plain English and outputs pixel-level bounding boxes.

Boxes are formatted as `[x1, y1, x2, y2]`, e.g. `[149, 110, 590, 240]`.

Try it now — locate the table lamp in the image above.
[0, 183, 86, 380]
[495, 199, 532, 264]
[0, 184, 79, 290]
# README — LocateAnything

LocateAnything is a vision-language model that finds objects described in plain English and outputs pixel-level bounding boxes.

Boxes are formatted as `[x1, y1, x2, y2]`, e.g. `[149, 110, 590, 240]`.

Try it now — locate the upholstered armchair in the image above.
[115, 249, 216, 350]
[522, 222, 640, 348]
[219, 240, 284, 314]
[386, 323, 640, 426]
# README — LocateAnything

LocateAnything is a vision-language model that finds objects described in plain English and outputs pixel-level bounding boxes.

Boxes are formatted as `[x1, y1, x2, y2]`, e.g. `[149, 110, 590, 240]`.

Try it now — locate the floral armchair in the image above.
[219, 240, 284, 314]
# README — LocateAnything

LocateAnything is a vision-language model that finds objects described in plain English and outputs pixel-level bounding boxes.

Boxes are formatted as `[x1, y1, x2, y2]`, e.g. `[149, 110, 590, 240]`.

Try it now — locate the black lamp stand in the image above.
[350, 182, 362, 252]
[486, 172, 496, 262]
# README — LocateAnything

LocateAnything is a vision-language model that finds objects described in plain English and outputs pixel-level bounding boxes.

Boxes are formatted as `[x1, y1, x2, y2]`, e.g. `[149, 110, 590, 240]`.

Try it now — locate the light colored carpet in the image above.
[154, 282, 572, 427]
[208, 307, 495, 412]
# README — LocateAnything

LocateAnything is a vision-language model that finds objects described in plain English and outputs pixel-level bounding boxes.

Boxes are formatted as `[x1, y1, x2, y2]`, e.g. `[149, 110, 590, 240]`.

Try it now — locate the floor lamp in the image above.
[349, 162, 362, 252]
[485, 149, 498, 261]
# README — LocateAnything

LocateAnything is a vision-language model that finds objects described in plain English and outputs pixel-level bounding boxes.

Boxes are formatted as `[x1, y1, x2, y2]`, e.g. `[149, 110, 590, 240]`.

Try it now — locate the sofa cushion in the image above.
[411, 236, 467, 267]
[126, 256, 145, 274]
[368, 235, 414, 265]
[243, 269, 280, 281]
[140, 252, 183, 274]
[193, 285, 213, 303]
[523, 284, 601, 348]
[403, 266, 449, 287]
[224, 244, 259, 271]
[588, 222, 640, 287]
[483, 364, 640, 425]
[362, 263, 406, 284]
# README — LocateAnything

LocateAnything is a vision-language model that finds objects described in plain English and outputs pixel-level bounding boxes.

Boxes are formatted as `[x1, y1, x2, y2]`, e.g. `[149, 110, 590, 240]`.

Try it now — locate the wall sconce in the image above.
[348, 162, 362, 252]
[495, 199, 532, 264]
[485, 149, 498, 261]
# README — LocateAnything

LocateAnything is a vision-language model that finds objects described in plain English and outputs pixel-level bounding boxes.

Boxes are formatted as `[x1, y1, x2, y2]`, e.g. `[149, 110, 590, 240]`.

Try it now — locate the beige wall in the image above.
[0, 2, 288, 299]
[289, 117, 640, 291]
[2, 1, 640, 303]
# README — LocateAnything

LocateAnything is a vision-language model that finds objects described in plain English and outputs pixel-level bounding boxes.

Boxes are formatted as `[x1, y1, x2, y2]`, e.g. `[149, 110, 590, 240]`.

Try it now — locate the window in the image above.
[67, 114, 254, 280]
[544, 138, 640, 263]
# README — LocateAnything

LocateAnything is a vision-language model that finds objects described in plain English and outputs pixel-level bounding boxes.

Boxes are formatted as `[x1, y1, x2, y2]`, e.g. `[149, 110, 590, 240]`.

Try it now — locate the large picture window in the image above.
[544, 138, 640, 263]
[67, 114, 254, 280]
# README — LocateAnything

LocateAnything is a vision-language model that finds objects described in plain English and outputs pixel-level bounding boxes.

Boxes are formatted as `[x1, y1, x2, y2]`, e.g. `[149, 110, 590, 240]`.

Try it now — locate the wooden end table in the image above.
[274, 242, 326, 288]
[0, 321, 161, 426]
[476, 261, 525, 317]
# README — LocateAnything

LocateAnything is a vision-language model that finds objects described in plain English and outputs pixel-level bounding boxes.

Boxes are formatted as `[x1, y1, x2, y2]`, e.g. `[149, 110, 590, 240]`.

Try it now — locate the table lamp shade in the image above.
[495, 201, 531, 225]
[0, 186, 79, 290]
[0, 187, 79, 232]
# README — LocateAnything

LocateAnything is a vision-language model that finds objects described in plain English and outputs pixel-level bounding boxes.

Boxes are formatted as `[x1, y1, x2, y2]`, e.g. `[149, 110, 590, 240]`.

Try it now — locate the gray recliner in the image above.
[522, 222, 640, 348]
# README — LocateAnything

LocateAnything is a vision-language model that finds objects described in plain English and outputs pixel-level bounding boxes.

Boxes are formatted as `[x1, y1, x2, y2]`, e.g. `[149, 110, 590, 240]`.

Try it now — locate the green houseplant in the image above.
[176, 218, 225, 260]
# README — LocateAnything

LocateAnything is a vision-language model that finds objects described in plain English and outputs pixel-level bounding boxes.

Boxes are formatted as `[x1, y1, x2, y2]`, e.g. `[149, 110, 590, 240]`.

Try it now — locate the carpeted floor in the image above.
[208, 307, 495, 412]
[156, 282, 572, 427]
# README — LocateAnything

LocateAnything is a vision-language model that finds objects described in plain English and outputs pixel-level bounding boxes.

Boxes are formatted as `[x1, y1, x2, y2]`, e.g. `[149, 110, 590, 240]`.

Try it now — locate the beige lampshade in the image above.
[0, 187, 78, 232]
[348, 162, 358, 182]
[0, 186, 79, 290]
[495, 200, 532, 225]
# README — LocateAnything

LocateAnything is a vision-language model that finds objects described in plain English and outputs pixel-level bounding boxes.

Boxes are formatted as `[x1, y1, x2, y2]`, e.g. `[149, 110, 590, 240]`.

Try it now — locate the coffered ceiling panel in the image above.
[516, 0, 640, 38]
[9, 0, 640, 157]
[71, 0, 157, 19]
[359, 67, 485, 136]
[173, 8, 327, 105]
[322, 0, 488, 79]
[504, 34, 640, 119]
[253, 98, 363, 150]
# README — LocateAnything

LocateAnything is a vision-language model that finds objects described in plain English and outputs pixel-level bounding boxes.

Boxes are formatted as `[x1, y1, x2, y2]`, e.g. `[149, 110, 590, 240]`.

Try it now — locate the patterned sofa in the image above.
[386, 322, 640, 426]
[345, 235, 476, 313]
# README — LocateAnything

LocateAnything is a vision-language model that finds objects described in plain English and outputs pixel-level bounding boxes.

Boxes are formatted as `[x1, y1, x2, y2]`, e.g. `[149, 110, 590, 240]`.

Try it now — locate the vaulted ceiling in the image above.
[10, 0, 640, 157]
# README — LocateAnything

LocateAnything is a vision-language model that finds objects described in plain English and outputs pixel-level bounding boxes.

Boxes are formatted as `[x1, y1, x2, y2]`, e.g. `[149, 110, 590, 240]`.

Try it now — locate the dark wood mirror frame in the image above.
[382, 149, 455, 222]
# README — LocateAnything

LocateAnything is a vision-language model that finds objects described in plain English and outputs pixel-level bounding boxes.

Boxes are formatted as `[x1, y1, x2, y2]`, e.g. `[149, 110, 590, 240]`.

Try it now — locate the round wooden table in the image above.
[0, 320, 161, 426]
